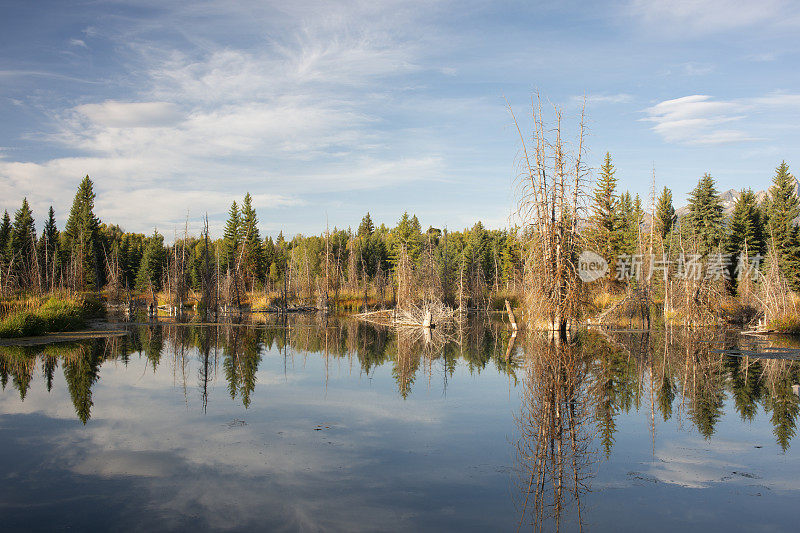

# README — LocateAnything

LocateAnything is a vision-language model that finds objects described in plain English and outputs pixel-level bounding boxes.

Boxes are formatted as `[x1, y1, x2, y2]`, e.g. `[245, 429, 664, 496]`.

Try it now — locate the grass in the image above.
[768, 313, 800, 335]
[0, 294, 102, 339]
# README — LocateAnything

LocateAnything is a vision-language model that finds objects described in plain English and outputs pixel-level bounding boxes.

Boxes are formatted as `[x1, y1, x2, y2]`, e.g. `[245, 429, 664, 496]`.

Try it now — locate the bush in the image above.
[0, 312, 45, 338]
[769, 314, 800, 335]
[0, 295, 92, 338]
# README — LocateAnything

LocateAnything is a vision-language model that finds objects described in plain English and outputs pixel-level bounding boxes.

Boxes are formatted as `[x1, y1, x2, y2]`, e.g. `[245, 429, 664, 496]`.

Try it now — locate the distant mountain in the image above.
[675, 179, 799, 220]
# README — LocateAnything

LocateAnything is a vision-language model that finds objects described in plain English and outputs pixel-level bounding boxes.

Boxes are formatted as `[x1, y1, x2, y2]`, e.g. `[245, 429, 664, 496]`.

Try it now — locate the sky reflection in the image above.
[0, 320, 799, 531]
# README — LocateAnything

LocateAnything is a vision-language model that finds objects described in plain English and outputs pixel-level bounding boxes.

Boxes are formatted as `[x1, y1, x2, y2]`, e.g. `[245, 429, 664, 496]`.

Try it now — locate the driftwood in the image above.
[505, 299, 518, 330]
[356, 302, 456, 329]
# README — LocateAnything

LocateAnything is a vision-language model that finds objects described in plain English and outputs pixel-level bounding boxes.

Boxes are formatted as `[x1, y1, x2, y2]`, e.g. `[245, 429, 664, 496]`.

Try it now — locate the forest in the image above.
[1, 154, 800, 334]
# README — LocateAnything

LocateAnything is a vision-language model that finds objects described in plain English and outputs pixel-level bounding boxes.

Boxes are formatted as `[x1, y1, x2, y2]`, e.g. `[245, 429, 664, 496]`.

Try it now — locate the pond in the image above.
[0, 316, 798, 531]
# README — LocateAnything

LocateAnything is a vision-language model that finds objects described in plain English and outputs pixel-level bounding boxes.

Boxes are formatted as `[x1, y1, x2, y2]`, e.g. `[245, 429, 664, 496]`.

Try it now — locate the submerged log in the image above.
[505, 299, 517, 330]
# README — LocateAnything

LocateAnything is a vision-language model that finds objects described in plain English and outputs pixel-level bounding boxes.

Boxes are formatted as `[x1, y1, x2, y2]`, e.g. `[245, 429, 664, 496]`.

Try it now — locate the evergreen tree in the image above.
[390, 211, 423, 266]
[501, 228, 521, 289]
[654, 187, 675, 241]
[357, 212, 375, 238]
[765, 161, 799, 245]
[687, 173, 724, 256]
[9, 198, 37, 283]
[725, 189, 764, 266]
[262, 235, 275, 280]
[271, 231, 288, 282]
[135, 230, 166, 293]
[63, 175, 102, 289]
[588, 152, 622, 272]
[617, 192, 642, 255]
[38, 206, 60, 285]
[764, 161, 799, 283]
[240, 193, 263, 282]
[223, 201, 242, 271]
[0, 210, 10, 264]
[119, 233, 145, 289]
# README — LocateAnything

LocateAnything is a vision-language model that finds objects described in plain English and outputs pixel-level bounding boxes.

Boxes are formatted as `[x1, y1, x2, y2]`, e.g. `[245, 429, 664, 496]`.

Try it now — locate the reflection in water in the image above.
[0, 321, 798, 446]
[0, 315, 524, 423]
[1, 319, 800, 530]
[593, 328, 800, 453]
[514, 335, 596, 532]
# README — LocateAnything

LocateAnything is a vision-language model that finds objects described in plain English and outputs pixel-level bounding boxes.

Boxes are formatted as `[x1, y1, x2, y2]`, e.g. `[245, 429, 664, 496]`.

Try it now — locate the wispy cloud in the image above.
[0, 2, 449, 234]
[573, 93, 633, 105]
[75, 101, 183, 128]
[744, 52, 778, 62]
[643, 92, 800, 145]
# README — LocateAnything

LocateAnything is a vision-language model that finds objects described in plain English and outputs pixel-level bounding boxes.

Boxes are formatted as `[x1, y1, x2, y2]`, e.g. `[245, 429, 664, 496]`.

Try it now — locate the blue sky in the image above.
[1, 0, 799, 239]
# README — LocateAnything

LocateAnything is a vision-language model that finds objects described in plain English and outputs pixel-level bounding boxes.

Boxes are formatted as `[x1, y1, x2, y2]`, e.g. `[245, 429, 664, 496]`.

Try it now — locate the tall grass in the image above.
[0, 294, 99, 338]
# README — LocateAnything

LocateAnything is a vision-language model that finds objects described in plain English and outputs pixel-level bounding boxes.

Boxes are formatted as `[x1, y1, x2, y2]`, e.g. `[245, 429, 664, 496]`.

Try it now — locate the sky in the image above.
[1, 0, 800, 239]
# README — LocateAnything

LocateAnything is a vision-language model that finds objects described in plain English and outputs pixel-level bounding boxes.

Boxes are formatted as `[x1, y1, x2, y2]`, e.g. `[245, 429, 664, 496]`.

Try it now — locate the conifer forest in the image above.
[4, 3, 800, 532]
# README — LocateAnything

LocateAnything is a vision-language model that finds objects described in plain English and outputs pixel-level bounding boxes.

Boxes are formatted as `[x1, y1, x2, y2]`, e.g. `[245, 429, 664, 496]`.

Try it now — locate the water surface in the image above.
[0, 317, 798, 531]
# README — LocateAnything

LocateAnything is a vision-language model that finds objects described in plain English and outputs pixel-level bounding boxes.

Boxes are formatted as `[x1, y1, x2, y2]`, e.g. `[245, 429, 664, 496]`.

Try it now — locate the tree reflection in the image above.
[0, 317, 798, 450]
[62, 343, 103, 424]
[514, 335, 597, 532]
[592, 328, 800, 451]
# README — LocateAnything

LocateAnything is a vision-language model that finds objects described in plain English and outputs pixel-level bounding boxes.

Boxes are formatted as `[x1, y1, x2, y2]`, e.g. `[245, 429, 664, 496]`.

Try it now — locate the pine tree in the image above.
[223, 201, 241, 271]
[272, 231, 288, 282]
[262, 235, 275, 281]
[0, 210, 10, 264]
[726, 190, 764, 256]
[501, 227, 521, 290]
[240, 193, 263, 283]
[135, 230, 166, 293]
[725, 189, 764, 289]
[764, 161, 799, 282]
[38, 206, 60, 286]
[617, 192, 642, 255]
[357, 212, 375, 238]
[63, 175, 102, 289]
[654, 186, 675, 241]
[391, 212, 423, 266]
[687, 173, 724, 256]
[9, 198, 37, 284]
[588, 152, 622, 272]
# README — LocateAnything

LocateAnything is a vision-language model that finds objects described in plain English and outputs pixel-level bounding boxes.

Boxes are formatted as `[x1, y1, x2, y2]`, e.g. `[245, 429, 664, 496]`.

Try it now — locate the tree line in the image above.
[0, 175, 524, 311]
[2, 158, 798, 319]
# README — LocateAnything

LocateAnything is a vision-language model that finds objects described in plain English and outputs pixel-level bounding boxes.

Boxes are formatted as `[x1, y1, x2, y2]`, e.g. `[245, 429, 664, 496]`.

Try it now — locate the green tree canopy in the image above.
[63, 175, 102, 289]
[654, 186, 675, 242]
[223, 201, 242, 271]
[358, 212, 375, 238]
[135, 229, 166, 293]
[588, 152, 623, 270]
[240, 193, 263, 282]
[9, 198, 36, 274]
[687, 173, 724, 256]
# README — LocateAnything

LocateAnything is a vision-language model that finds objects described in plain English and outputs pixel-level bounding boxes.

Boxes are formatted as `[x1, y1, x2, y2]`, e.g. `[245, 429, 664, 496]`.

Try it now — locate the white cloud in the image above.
[744, 52, 778, 62]
[574, 93, 633, 105]
[682, 62, 714, 76]
[75, 101, 183, 128]
[69, 38, 88, 49]
[0, 4, 449, 234]
[643, 93, 800, 145]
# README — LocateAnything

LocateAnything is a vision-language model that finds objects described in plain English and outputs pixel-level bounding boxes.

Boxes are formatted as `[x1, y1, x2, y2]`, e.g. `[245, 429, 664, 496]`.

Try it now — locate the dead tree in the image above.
[509, 94, 589, 335]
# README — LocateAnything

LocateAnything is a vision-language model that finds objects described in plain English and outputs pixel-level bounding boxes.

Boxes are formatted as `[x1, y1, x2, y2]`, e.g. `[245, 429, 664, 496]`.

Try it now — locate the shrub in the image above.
[769, 314, 800, 335]
[0, 295, 94, 338]
[0, 312, 45, 338]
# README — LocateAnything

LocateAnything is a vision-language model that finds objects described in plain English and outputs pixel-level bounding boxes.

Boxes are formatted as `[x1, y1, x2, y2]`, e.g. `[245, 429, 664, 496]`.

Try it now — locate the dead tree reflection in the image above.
[514, 335, 597, 532]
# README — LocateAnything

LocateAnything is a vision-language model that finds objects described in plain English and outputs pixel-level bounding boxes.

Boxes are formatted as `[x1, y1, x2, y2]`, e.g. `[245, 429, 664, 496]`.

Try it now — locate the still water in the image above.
[0, 316, 798, 532]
